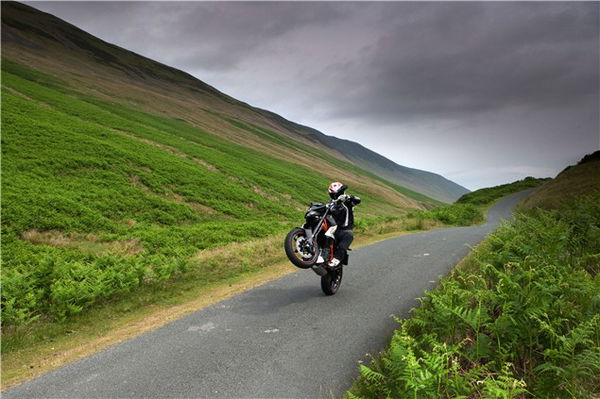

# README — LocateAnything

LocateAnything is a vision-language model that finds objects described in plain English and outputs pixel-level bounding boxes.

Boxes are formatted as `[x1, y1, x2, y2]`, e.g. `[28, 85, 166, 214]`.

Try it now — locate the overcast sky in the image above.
[29, 1, 599, 190]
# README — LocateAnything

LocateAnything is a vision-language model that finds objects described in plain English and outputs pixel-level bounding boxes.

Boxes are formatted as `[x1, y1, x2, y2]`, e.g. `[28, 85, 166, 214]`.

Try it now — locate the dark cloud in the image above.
[316, 2, 599, 121]
[25, 1, 600, 189]
[32, 2, 352, 70]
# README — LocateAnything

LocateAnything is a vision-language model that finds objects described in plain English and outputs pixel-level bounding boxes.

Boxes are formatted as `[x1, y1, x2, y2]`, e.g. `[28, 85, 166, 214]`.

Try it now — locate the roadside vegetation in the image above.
[410, 203, 484, 226]
[0, 218, 441, 389]
[455, 176, 550, 206]
[347, 157, 600, 398]
[519, 154, 600, 210]
[402, 176, 548, 227]
[352, 176, 549, 237]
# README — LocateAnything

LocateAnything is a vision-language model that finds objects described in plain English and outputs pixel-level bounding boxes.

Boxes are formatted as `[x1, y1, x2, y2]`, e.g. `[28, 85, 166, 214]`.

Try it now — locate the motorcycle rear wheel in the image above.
[284, 227, 319, 269]
[321, 267, 343, 295]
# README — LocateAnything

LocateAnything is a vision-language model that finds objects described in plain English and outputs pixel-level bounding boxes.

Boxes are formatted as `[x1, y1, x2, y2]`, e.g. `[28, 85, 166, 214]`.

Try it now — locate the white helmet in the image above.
[328, 182, 347, 199]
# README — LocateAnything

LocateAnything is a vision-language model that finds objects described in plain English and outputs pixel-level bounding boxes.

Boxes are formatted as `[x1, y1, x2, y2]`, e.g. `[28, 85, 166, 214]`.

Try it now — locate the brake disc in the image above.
[296, 237, 313, 259]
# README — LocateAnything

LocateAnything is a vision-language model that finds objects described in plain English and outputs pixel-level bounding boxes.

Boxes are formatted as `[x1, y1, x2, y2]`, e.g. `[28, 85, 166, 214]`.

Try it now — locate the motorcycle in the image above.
[284, 198, 349, 295]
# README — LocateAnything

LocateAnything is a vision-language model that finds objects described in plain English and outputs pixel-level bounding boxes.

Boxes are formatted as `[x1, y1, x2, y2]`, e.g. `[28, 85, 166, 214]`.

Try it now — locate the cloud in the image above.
[30, 2, 598, 119]
[25, 1, 600, 190]
[312, 2, 599, 121]
[31, 2, 352, 71]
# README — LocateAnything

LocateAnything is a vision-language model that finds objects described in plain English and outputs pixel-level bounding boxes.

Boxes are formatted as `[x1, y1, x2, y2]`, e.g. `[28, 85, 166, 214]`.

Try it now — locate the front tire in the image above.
[284, 228, 319, 269]
[321, 268, 343, 295]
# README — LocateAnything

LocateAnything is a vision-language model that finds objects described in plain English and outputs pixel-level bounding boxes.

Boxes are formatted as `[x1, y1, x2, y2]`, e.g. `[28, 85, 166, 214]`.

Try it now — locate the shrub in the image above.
[456, 177, 549, 206]
[412, 203, 484, 226]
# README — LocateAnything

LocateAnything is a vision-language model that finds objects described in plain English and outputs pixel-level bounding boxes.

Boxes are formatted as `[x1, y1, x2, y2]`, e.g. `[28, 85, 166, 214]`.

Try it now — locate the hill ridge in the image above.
[2, 1, 468, 203]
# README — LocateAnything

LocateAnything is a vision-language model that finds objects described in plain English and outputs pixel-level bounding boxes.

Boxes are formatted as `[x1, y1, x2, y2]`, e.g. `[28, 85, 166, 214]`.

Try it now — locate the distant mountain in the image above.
[2, 2, 468, 203]
[292, 123, 469, 202]
[247, 107, 469, 202]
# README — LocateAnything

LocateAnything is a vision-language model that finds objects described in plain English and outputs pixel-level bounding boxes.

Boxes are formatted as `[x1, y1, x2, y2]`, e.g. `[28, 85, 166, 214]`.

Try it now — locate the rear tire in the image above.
[321, 268, 343, 295]
[284, 228, 318, 269]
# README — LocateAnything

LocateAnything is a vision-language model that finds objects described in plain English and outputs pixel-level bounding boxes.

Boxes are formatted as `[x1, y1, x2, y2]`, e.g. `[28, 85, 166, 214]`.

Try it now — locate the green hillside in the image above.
[0, 2, 466, 202]
[519, 151, 600, 210]
[1, 59, 405, 325]
[456, 176, 550, 205]
[0, 2, 458, 328]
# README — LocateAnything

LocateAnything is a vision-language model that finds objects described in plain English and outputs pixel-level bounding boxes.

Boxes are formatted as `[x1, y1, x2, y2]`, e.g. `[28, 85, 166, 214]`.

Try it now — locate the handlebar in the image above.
[328, 196, 347, 207]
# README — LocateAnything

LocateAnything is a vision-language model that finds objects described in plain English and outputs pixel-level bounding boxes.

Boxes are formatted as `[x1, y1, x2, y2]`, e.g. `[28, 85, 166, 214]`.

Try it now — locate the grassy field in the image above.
[0, 50, 460, 387]
[2, 59, 422, 328]
[347, 158, 600, 398]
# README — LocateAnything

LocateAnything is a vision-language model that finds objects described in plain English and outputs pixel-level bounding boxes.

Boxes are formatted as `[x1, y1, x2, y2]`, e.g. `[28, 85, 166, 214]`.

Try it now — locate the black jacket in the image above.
[329, 195, 361, 230]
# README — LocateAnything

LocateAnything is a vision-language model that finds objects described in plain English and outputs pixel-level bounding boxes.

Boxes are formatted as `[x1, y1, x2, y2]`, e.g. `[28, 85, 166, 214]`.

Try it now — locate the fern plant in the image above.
[347, 195, 600, 399]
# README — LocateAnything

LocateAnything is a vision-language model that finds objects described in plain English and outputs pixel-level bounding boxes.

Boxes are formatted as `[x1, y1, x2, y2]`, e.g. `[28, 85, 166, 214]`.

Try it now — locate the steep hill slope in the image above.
[1, 1, 467, 203]
[1, 2, 454, 327]
[519, 150, 600, 210]
[249, 111, 469, 202]
[455, 176, 550, 205]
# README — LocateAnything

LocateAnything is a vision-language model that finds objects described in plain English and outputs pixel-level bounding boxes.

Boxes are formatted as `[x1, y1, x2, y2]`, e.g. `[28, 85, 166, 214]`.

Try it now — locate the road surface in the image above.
[4, 189, 534, 398]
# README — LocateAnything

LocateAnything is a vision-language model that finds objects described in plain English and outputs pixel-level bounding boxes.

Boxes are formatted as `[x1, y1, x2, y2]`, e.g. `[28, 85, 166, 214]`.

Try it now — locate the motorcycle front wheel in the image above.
[284, 227, 319, 269]
[321, 267, 343, 295]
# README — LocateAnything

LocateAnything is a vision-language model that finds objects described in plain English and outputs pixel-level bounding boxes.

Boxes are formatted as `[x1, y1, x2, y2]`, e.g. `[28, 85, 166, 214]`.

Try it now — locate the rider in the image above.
[320, 182, 361, 268]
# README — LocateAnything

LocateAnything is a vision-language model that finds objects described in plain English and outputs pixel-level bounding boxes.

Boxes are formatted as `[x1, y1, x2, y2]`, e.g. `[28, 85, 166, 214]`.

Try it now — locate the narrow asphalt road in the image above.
[4, 190, 534, 399]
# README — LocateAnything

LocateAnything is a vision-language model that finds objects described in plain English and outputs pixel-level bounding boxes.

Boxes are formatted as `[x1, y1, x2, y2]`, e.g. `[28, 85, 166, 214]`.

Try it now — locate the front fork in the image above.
[304, 211, 334, 275]
[304, 208, 330, 252]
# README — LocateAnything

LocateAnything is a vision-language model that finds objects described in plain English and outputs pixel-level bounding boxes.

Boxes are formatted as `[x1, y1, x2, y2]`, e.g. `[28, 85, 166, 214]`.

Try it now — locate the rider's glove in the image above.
[337, 194, 350, 202]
